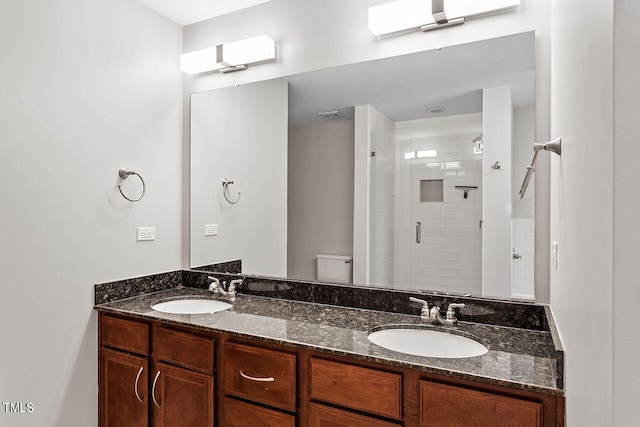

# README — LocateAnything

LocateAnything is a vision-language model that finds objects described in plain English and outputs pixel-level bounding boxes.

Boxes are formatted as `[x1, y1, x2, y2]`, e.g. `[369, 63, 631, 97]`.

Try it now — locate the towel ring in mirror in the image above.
[222, 178, 241, 204]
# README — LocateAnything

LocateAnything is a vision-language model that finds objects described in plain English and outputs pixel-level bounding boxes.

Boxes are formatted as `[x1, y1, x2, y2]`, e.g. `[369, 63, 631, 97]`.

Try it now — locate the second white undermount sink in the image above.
[151, 298, 232, 315]
[367, 327, 488, 359]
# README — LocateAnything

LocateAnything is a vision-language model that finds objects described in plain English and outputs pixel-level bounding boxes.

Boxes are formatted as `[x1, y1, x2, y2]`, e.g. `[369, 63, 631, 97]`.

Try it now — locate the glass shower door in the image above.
[370, 114, 483, 294]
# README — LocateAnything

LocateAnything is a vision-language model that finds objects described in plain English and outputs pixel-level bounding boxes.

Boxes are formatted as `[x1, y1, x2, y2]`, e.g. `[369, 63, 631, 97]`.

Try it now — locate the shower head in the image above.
[472, 135, 483, 143]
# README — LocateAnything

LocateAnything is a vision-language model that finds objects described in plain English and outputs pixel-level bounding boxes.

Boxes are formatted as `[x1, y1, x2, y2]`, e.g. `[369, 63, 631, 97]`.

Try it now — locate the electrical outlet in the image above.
[137, 227, 155, 241]
[551, 241, 558, 269]
[204, 224, 218, 236]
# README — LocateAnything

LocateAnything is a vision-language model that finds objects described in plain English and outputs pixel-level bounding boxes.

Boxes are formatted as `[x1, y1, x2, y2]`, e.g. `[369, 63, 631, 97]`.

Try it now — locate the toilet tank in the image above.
[316, 254, 353, 284]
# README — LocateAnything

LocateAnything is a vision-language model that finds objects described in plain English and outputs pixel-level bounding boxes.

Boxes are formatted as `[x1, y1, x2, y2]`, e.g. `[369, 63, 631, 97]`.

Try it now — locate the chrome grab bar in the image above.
[416, 221, 421, 244]
[239, 370, 275, 382]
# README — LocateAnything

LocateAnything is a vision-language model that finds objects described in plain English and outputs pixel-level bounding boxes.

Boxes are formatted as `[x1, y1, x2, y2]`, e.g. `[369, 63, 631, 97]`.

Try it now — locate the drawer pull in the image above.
[151, 371, 161, 408]
[134, 366, 144, 403]
[239, 370, 275, 382]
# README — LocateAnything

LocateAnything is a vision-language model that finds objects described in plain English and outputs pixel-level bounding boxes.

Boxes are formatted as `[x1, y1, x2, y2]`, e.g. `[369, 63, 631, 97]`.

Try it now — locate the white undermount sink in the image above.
[151, 298, 232, 315]
[367, 327, 488, 359]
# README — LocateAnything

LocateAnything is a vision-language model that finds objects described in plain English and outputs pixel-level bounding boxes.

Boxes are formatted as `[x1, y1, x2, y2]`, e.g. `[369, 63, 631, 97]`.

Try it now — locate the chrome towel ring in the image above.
[117, 168, 146, 202]
[222, 178, 241, 204]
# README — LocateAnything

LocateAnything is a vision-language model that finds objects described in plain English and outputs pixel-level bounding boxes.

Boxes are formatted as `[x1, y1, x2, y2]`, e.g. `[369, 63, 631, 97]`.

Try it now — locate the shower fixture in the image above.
[472, 135, 483, 154]
[519, 137, 562, 198]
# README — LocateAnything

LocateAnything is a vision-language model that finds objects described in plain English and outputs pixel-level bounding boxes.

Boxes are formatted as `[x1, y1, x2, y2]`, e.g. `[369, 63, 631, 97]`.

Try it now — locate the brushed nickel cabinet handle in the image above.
[151, 371, 161, 408]
[134, 366, 144, 403]
[239, 370, 275, 382]
[416, 221, 421, 244]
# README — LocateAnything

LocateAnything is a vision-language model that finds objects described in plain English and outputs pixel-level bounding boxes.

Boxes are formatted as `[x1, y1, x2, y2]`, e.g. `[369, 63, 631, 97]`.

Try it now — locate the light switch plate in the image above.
[205, 224, 218, 236]
[551, 241, 558, 269]
[137, 227, 155, 241]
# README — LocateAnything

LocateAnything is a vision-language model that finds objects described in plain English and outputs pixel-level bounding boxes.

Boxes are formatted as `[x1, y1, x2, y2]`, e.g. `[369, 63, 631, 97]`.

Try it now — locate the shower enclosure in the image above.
[369, 104, 536, 299]
[370, 113, 484, 295]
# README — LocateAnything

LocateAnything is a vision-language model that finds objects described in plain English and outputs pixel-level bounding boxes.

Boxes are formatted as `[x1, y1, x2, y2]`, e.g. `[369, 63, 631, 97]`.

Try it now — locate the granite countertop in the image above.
[95, 286, 562, 396]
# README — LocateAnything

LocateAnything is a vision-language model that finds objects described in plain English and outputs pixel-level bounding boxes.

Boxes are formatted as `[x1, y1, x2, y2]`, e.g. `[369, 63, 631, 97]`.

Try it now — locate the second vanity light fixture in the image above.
[368, 0, 520, 36]
[180, 35, 276, 75]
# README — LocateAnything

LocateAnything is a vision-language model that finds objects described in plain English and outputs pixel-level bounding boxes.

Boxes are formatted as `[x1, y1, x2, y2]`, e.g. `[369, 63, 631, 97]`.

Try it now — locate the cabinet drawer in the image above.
[224, 398, 295, 427]
[101, 314, 149, 356]
[309, 357, 402, 420]
[420, 380, 543, 427]
[223, 342, 296, 412]
[154, 328, 214, 375]
[309, 402, 400, 427]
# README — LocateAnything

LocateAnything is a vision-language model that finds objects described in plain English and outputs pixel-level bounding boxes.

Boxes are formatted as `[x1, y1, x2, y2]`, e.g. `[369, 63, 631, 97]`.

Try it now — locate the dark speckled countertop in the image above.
[95, 286, 563, 396]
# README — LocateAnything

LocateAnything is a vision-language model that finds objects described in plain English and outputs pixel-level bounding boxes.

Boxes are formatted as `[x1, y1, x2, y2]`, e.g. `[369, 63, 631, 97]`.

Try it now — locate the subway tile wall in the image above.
[392, 113, 484, 294]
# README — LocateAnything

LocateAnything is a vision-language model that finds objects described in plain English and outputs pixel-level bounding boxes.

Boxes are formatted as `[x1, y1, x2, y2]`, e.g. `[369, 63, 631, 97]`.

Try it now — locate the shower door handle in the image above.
[416, 222, 421, 244]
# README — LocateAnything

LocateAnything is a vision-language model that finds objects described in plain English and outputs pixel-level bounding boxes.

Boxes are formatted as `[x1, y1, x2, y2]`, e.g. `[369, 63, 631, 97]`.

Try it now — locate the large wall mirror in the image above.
[190, 31, 537, 301]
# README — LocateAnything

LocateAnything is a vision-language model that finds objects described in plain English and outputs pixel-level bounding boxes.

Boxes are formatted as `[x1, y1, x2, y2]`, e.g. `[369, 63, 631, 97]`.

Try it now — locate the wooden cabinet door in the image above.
[100, 348, 148, 427]
[151, 362, 214, 427]
[420, 380, 543, 427]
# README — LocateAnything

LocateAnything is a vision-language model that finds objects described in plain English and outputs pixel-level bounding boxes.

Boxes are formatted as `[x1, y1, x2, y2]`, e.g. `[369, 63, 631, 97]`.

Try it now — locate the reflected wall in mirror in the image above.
[191, 31, 536, 300]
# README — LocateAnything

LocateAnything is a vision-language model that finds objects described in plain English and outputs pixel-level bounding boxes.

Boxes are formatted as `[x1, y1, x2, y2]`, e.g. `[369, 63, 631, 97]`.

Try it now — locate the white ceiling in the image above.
[135, 0, 273, 26]
[288, 32, 536, 127]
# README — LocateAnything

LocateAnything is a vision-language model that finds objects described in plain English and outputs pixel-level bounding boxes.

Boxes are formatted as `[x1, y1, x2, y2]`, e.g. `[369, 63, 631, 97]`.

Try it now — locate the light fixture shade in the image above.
[180, 35, 276, 75]
[369, 0, 433, 36]
[180, 47, 224, 74]
[222, 35, 276, 67]
[368, 0, 520, 36]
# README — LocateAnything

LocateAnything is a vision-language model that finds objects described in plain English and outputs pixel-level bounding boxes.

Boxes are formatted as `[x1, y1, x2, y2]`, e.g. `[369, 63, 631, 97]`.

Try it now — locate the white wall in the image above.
[512, 107, 536, 299]
[182, 0, 553, 298]
[190, 79, 288, 277]
[288, 120, 354, 282]
[550, 0, 614, 425]
[0, 1, 183, 426]
[613, 2, 640, 424]
[482, 87, 513, 298]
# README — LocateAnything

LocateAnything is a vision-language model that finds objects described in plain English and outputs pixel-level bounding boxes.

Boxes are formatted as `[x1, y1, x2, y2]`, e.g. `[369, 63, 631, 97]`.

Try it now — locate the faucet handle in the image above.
[409, 297, 430, 318]
[446, 303, 465, 321]
[409, 297, 428, 306]
[229, 278, 244, 292]
[207, 276, 220, 292]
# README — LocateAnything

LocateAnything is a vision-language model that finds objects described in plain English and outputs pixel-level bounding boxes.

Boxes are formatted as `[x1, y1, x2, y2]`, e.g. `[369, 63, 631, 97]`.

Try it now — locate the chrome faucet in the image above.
[409, 297, 465, 325]
[208, 276, 243, 300]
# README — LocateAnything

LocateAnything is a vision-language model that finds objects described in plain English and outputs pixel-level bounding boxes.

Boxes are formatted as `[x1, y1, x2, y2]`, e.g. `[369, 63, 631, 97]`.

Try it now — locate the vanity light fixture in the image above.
[180, 35, 276, 75]
[368, 0, 520, 36]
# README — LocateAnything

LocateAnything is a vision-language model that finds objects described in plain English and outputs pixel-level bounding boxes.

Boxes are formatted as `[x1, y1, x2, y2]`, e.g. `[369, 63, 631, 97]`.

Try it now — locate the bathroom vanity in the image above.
[95, 273, 564, 427]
